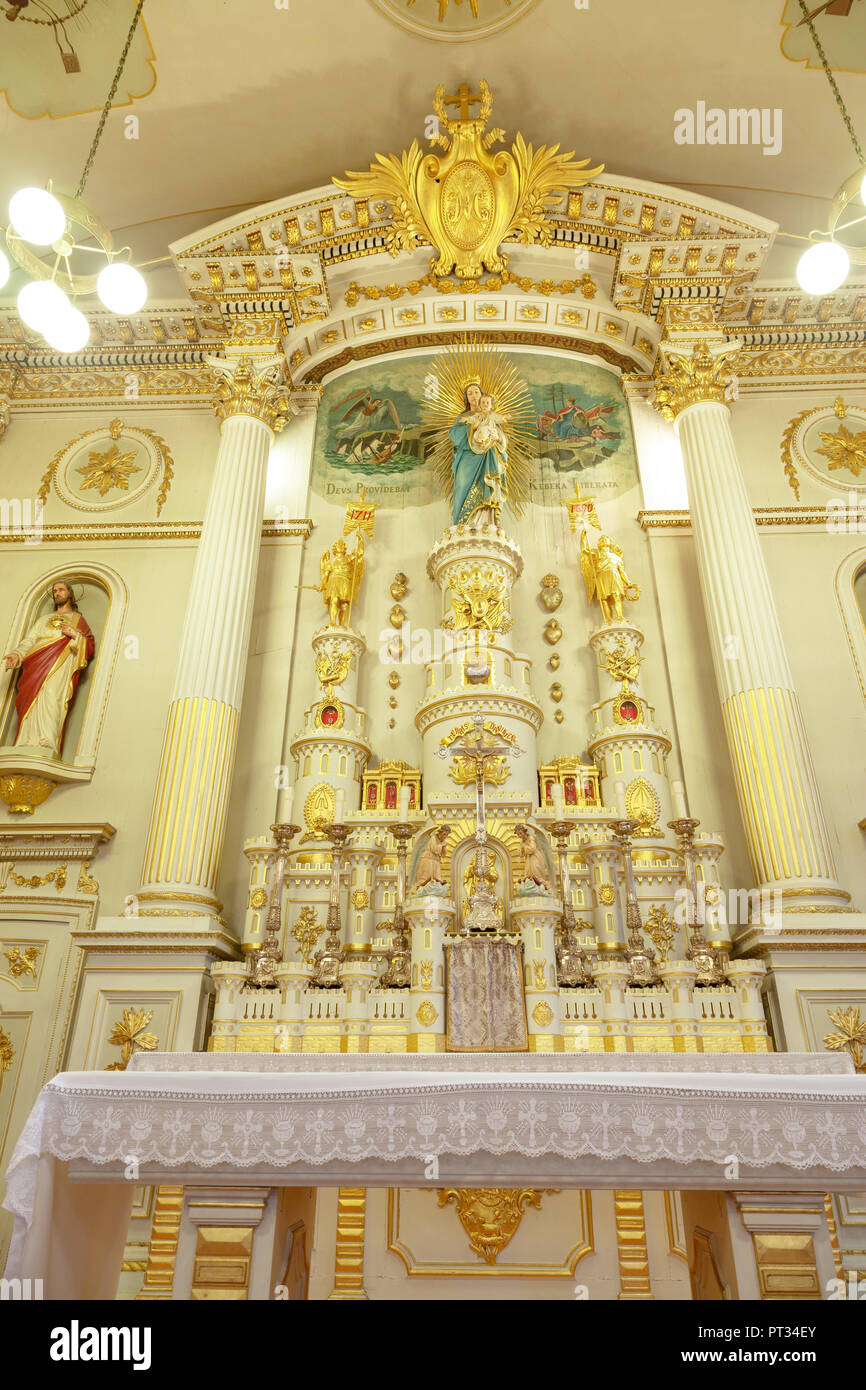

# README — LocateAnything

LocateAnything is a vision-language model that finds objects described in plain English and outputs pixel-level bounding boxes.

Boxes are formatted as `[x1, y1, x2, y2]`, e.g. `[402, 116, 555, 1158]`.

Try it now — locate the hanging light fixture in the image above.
[787, 2, 866, 295]
[1, 0, 148, 354]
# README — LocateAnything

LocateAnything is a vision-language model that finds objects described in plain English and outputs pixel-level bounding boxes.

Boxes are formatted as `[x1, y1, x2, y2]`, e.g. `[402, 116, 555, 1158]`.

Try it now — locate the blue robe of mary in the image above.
[450, 418, 501, 526]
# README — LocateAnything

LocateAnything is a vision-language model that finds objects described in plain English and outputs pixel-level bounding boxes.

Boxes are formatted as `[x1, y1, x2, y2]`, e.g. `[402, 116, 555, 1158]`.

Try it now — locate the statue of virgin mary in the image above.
[423, 339, 535, 528]
[449, 381, 508, 526]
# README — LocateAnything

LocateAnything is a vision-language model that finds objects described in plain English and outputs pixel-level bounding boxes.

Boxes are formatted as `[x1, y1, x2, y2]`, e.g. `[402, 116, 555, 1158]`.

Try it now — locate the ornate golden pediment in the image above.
[334, 81, 603, 281]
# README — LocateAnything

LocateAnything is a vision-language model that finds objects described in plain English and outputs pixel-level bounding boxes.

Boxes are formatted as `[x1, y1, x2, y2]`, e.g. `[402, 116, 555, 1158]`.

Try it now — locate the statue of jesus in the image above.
[3, 579, 94, 759]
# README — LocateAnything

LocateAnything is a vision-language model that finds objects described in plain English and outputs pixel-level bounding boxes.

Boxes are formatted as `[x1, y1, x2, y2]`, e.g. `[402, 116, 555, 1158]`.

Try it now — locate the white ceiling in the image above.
[2, 0, 866, 299]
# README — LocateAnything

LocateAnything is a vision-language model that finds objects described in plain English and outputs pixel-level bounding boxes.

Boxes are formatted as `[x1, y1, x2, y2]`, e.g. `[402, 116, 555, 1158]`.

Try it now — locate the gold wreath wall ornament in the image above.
[334, 80, 603, 282]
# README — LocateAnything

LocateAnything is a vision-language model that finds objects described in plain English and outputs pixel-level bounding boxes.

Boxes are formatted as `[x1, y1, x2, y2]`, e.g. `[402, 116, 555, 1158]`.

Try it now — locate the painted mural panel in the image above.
[311, 351, 637, 512]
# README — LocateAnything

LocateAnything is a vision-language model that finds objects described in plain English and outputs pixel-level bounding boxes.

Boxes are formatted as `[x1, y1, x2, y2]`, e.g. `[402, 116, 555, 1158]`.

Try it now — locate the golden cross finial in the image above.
[442, 82, 484, 121]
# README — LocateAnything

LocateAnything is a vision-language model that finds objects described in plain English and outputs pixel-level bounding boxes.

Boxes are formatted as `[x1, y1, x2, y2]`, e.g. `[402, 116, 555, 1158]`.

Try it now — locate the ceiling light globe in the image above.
[8, 187, 66, 246]
[44, 305, 90, 354]
[16, 279, 70, 333]
[796, 241, 850, 295]
[0, 246, 9, 290]
[97, 262, 147, 314]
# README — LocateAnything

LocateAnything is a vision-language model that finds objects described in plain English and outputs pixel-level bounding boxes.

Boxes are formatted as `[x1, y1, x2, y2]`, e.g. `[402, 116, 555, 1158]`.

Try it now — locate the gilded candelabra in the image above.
[246, 822, 300, 989]
[550, 819, 595, 987]
[376, 821, 416, 989]
[667, 816, 728, 987]
[610, 818, 662, 987]
[309, 822, 351, 989]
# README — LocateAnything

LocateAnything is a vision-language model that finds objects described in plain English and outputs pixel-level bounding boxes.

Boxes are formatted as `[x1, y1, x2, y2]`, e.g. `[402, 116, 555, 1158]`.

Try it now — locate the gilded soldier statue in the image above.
[580, 531, 640, 623]
[318, 533, 365, 628]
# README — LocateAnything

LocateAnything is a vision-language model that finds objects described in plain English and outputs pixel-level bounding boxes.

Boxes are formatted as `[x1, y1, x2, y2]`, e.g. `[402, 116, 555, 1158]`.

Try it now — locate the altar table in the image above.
[4, 1051, 865, 1299]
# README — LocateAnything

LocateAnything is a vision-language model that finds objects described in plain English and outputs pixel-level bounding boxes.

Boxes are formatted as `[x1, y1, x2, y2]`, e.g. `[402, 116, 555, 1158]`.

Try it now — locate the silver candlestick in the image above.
[611, 817, 662, 987]
[309, 822, 351, 989]
[245, 822, 301, 989]
[667, 816, 728, 986]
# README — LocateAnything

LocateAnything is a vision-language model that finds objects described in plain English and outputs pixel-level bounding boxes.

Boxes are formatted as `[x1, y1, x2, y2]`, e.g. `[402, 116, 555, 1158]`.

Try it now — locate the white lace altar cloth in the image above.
[4, 1053, 865, 1298]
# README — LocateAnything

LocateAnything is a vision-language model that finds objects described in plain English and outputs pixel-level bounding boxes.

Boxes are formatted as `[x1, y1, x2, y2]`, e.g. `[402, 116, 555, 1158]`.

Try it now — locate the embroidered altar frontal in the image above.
[445, 938, 528, 1051]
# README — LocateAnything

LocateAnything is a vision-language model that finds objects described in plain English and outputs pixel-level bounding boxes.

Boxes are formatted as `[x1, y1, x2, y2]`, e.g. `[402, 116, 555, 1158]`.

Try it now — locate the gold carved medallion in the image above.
[335, 80, 602, 281]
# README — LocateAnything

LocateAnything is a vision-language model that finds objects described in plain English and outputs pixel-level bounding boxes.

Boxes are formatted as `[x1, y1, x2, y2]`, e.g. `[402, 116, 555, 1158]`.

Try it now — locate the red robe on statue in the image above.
[13, 611, 95, 756]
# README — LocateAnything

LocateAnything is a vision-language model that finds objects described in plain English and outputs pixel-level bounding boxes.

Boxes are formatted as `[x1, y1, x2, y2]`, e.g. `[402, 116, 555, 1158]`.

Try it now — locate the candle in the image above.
[398, 785, 411, 820]
[276, 785, 294, 826]
[614, 781, 627, 817]
[334, 788, 345, 824]
[671, 780, 688, 820]
[551, 783, 564, 816]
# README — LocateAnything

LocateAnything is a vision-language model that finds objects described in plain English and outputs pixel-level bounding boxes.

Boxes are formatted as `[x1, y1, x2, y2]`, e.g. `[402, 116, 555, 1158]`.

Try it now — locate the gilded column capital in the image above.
[208, 354, 298, 433]
[652, 339, 742, 422]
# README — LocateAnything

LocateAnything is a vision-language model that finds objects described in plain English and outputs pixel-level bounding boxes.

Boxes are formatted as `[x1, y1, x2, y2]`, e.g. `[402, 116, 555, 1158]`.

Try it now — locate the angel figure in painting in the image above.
[580, 531, 640, 623]
[3, 578, 94, 759]
[423, 339, 536, 530]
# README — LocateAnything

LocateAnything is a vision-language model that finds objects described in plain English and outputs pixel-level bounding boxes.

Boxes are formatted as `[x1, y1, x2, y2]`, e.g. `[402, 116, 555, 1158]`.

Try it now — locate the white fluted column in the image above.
[654, 341, 847, 909]
[137, 355, 296, 916]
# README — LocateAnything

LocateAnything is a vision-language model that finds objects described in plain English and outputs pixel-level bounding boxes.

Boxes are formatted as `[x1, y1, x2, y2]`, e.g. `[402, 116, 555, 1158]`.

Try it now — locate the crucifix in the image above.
[442, 82, 484, 122]
[438, 712, 521, 933]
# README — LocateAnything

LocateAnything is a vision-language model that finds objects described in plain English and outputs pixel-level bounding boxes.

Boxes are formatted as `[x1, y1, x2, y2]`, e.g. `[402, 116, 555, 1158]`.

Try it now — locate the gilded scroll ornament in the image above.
[4, 945, 40, 978]
[0, 1027, 14, 1090]
[105, 1008, 159, 1071]
[77, 860, 98, 894]
[652, 340, 741, 422]
[449, 754, 509, 787]
[334, 80, 602, 282]
[823, 1006, 866, 1073]
[597, 884, 616, 906]
[645, 905, 676, 961]
[291, 906, 324, 965]
[437, 1188, 545, 1264]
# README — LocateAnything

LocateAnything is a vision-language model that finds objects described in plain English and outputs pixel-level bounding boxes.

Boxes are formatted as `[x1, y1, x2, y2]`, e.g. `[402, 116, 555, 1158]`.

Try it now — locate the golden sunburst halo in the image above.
[421, 337, 537, 518]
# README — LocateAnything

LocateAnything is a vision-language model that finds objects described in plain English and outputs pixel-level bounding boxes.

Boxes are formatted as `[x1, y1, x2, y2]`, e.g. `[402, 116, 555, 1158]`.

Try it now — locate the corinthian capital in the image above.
[208, 354, 298, 433]
[652, 339, 742, 422]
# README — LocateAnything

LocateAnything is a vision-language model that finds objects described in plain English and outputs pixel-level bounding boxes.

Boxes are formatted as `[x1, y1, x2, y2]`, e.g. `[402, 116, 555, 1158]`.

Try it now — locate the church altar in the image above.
[4, 1052, 865, 1299]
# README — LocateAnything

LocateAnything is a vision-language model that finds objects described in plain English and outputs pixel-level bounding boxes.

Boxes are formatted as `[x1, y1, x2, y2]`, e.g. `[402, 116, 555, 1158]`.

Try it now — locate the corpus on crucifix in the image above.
[438, 712, 522, 933]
